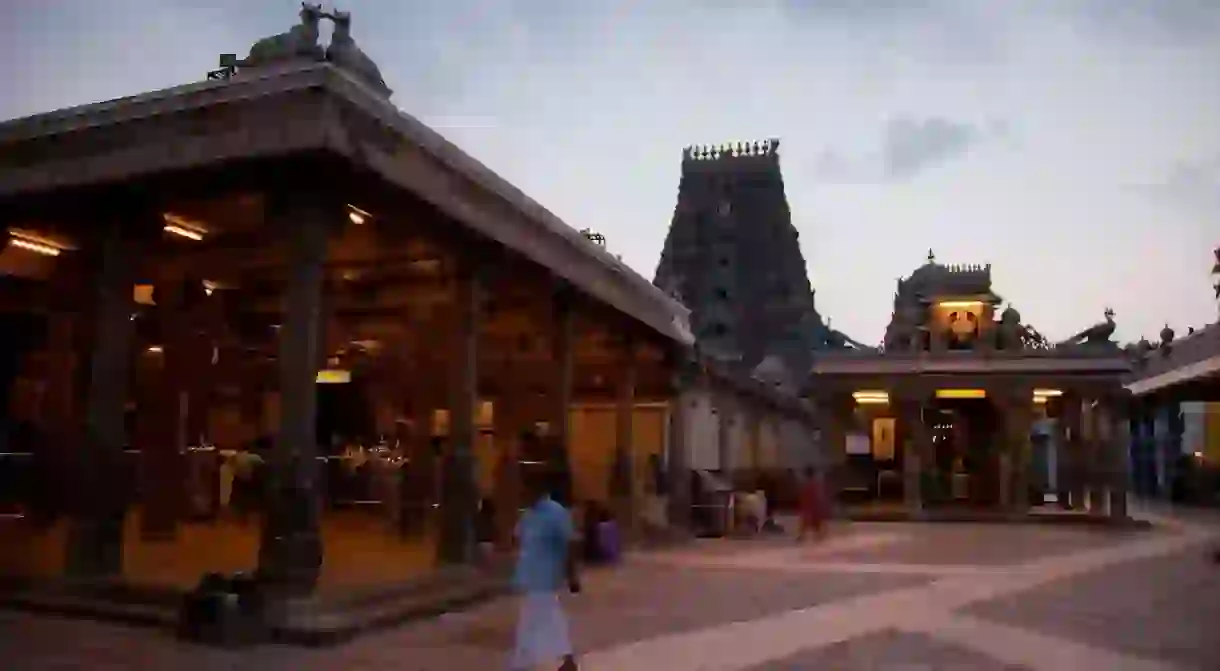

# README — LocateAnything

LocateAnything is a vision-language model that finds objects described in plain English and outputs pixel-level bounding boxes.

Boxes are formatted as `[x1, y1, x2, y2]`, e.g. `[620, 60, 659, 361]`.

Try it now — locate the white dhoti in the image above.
[509, 591, 572, 670]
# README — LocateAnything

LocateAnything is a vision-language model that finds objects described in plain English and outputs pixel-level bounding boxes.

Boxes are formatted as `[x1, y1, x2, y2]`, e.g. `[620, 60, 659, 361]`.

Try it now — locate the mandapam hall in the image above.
[0, 4, 817, 614]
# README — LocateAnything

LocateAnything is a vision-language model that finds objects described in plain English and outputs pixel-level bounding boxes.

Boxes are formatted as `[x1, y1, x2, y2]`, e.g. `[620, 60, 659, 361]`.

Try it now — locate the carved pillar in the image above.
[437, 267, 482, 565]
[1082, 398, 1107, 515]
[1001, 387, 1034, 514]
[256, 190, 334, 595]
[610, 337, 637, 531]
[1105, 395, 1131, 519]
[64, 211, 145, 579]
[491, 391, 526, 548]
[548, 291, 575, 506]
[894, 391, 930, 515]
[1061, 393, 1085, 510]
[1165, 401, 1185, 500]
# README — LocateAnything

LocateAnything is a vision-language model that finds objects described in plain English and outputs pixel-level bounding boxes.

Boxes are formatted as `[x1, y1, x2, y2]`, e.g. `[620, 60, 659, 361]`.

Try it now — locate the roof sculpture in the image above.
[213, 4, 391, 98]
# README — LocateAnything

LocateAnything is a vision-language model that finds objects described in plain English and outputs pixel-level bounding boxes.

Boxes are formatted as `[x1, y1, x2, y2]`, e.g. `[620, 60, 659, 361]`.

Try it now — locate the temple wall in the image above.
[684, 390, 719, 470]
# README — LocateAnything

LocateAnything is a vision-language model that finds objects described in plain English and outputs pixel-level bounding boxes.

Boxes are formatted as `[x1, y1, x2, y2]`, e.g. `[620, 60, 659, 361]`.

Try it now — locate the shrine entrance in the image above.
[926, 397, 1001, 507]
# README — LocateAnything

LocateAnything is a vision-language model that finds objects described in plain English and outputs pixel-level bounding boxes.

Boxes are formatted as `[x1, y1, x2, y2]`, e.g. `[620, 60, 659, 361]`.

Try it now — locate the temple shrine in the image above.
[807, 251, 1134, 518]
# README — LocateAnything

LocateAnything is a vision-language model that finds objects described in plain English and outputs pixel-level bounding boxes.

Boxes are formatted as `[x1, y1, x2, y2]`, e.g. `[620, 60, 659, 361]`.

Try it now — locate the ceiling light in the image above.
[9, 237, 61, 256]
[347, 204, 370, 225]
[163, 213, 206, 240]
[317, 369, 351, 384]
[935, 389, 987, 400]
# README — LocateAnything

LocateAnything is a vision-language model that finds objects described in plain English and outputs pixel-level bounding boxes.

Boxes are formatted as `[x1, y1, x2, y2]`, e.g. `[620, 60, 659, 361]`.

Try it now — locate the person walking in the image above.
[796, 466, 828, 543]
[510, 468, 581, 671]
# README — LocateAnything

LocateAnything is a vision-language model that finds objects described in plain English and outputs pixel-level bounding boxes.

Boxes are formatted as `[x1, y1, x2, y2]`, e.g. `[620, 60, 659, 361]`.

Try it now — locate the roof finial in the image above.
[927, 249, 936, 265]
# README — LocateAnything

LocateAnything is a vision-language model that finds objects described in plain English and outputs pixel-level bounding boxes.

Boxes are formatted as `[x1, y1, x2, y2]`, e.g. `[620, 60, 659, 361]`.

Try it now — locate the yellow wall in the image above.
[1205, 403, 1220, 462]
[567, 404, 667, 505]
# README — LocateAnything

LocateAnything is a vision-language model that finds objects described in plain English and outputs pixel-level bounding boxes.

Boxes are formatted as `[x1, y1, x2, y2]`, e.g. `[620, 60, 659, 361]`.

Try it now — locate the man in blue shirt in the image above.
[510, 468, 580, 671]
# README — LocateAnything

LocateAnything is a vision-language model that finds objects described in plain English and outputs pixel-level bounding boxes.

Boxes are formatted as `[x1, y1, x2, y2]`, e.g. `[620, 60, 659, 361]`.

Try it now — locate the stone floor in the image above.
[3, 505, 1218, 670]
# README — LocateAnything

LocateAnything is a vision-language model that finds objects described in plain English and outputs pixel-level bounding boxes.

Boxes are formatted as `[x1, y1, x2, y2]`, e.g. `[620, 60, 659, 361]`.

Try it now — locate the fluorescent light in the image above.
[147, 345, 163, 353]
[162, 213, 206, 240]
[852, 390, 890, 405]
[1032, 388, 1063, 397]
[316, 369, 351, 384]
[164, 224, 203, 241]
[347, 204, 370, 225]
[9, 237, 61, 256]
[936, 389, 987, 400]
[938, 301, 983, 309]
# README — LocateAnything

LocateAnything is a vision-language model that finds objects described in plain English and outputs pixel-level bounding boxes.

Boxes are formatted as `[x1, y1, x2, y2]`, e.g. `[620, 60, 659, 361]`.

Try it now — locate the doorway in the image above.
[926, 398, 1000, 506]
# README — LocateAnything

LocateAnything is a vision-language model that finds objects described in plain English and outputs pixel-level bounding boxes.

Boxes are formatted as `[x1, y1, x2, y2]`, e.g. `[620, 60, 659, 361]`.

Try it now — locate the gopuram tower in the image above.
[654, 140, 854, 385]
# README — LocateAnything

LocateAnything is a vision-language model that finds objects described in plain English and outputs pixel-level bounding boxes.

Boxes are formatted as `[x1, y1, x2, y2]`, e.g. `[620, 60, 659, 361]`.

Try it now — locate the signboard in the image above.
[845, 433, 871, 455]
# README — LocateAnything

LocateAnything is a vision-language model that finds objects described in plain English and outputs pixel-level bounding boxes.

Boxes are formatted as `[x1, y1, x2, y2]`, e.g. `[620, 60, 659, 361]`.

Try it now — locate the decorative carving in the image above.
[327, 9, 393, 98]
[1212, 246, 1219, 299]
[1159, 324, 1175, 356]
[682, 138, 780, 161]
[579, 228, 606, 246]
[1057, 307, 1118, 349]
[231, 3, 326, 71]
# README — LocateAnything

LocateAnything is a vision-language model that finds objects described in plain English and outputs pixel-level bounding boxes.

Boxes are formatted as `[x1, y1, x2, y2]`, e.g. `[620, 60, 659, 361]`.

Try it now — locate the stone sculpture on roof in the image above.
[215, 4, 392, 99]
[326, 9, 393, 98]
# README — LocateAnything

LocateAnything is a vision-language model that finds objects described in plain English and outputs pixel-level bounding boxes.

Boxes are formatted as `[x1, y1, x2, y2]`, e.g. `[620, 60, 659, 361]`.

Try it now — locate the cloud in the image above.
[1132, 157, 1220, 214]
[813, 116, 998, 183]
[882, 116, 982, 180]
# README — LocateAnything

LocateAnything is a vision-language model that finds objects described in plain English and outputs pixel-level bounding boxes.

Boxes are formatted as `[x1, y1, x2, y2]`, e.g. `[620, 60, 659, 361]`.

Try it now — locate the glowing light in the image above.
[937, 301, 984, 309]
[316, 369, 351, 384]
[935, 389, 987, 400]
[162, 213, 206, 240]
[347, 204, 370, 225]
[852, 390, 890, 405]
[1033, 388, 1063, 397]
[147, 345, 164, 353]
[8, 237, 61, 256]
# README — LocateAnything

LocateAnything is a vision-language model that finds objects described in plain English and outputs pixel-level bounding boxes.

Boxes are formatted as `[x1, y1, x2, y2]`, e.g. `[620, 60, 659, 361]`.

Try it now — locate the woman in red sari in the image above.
[796, 467, 828, 543]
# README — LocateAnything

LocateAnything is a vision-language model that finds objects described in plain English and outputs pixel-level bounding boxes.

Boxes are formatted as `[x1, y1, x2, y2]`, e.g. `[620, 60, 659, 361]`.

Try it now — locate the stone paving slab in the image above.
[747, 628, 1030, 670]
[0, 561, 928, 670]
[386, 562, 931, 656]
[815, 523, 1146, 567]
[964, 547, 1220, 671]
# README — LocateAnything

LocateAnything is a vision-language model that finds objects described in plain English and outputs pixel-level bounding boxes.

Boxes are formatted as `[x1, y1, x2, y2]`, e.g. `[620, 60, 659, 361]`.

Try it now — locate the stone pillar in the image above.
[1061, 394, 1085, 510]
[1001, 387, 1034, 514]
[1107, 395, 1131, 519]
[1165, 402, 1185, 500]
[1082, 398, 1107, 515]
[491, 392, 526, 548]
[548, 291, 575, 506]
[256, 191, 333, 595]
[64, 212, 144, 579]
[895, 393, 928, 515]
[610, 338, 637, 531]
[436, 267, 482, 565]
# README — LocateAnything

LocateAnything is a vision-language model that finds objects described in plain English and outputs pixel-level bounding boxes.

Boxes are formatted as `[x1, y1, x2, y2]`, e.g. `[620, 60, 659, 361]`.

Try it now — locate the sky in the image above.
[2, 0, 1218, 345]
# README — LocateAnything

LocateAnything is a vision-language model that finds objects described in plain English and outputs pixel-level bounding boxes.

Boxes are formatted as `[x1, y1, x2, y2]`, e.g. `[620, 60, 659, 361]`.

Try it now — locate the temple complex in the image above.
[807, 252, 1134, 518]
[0, 4, 817, 618]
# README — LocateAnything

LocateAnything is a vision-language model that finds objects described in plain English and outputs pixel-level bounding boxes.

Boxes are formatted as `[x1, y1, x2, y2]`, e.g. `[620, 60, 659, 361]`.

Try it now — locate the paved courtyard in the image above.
[3, 506, 1218, 670]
